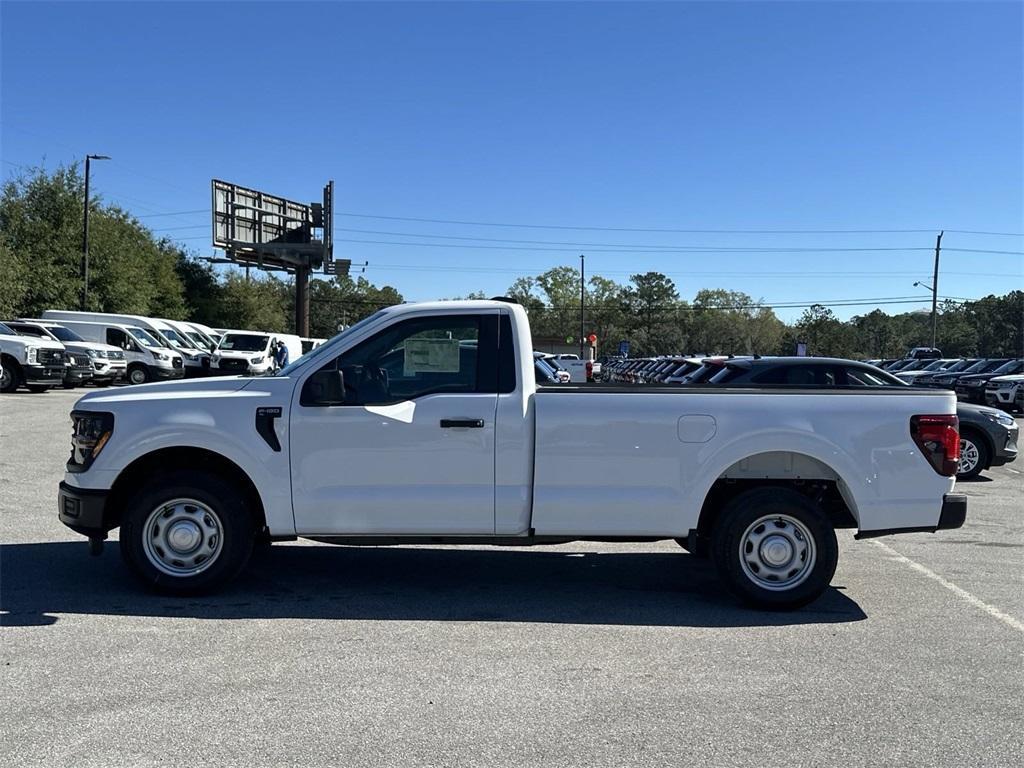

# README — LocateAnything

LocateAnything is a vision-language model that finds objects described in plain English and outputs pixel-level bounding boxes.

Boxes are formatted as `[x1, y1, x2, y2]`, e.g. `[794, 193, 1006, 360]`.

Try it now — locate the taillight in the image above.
[910, 414, 960, 477]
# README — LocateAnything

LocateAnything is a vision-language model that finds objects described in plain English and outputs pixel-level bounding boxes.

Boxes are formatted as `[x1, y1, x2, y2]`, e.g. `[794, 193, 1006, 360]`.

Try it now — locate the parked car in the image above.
[534, 352, 570, 383]
[58, 299, 966, 609]
[7, 320, 127, 387]
[954, 359, 1023, 404]
[985, 374, 1024, 412]
[0, 321, 65, 393]
[955, 403, 1019, 480]
[894, 358, 962, 383]
[906, 347, 943, 360]
[912, 358, 982, 386]
[926, 358, 1004, 389]
[706, 357, 903, 387]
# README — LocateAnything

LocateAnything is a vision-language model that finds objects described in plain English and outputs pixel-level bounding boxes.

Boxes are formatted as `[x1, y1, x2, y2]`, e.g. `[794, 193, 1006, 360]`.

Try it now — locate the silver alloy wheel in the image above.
[142, 498, 224, 577]
[0, 366, 12, 390]
[129, 367, 147, 385]
[958, 438, 980, 475]
[738, 514, 817, 591]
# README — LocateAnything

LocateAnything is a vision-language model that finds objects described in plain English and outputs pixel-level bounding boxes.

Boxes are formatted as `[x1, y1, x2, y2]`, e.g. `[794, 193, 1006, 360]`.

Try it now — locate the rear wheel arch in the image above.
[107, 447, 266, 533]
[691, 452, 858, 554]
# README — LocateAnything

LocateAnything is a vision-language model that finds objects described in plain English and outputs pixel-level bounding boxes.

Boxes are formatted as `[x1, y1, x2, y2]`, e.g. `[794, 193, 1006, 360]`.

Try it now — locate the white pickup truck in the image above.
[58, 300, 966, 609]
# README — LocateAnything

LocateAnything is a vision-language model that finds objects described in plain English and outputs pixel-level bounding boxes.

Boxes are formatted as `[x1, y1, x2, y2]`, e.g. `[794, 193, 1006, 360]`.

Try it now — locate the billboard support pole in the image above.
[295, 262, 310, 337]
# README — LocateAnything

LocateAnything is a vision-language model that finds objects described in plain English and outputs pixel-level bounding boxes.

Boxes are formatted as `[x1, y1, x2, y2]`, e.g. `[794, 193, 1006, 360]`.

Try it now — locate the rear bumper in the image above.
[58, 481, 113, 536]
[855, 493, 967, 539]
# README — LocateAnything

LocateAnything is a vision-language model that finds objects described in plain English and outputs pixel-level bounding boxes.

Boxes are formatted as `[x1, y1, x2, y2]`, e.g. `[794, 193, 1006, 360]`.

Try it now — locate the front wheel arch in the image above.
[107, 447, 267, 534]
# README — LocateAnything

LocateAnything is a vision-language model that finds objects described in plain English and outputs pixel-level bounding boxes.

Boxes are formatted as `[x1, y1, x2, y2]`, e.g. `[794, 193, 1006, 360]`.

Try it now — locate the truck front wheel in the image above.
[119, 471, 255, 595]
[711, 487, 838, 610]
[0, 357, 22, 393]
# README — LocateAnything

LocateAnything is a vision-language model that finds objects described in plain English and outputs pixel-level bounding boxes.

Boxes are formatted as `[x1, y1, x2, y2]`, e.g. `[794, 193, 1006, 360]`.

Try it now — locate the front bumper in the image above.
[64, 364, 94, 385]
[990, 424, 1019, 467]
[152, 365, 185, 380]
[58, 481, 113, 536]
[855, 493, 967, 539]
[24, 363, 64, 386]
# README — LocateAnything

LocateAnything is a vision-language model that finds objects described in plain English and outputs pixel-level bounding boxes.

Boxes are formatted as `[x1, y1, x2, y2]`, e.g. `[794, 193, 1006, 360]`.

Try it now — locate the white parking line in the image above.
[1005, 467, 1021, 474]
[869, 539, 1024, 635]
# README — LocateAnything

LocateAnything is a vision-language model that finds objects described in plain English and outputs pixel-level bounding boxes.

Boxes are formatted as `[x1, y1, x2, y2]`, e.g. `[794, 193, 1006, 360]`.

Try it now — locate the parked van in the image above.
[48, 320, 184, 385]
[0, 321, 65, 393]
[212, 331, 303, 376]
[300, 337, 327, 354]
[172, 320, 219, 352]
[8, 319, 127, 386]
[42, 311, 209, 377]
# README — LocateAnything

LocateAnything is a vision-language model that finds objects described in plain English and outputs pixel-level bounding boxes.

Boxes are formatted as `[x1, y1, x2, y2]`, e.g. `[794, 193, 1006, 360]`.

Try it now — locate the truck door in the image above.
[289, 311, 500, 535]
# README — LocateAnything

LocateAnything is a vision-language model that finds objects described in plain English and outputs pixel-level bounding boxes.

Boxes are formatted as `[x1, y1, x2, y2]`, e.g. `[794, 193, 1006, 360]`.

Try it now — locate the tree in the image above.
[620, 272, 683, 355]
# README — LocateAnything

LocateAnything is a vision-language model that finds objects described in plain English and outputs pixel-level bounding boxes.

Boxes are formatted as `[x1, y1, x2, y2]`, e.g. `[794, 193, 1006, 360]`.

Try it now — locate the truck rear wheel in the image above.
[119, 470, 255, 595]
[711, 487, 838, 610]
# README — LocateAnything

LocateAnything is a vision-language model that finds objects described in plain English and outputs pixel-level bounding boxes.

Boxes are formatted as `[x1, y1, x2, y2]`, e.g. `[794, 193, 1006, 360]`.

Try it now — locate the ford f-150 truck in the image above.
[58, 300, 966, 609]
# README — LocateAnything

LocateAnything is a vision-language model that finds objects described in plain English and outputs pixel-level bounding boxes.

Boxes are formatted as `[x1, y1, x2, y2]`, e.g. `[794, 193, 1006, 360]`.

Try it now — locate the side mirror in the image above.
[302, 368, 345, 406]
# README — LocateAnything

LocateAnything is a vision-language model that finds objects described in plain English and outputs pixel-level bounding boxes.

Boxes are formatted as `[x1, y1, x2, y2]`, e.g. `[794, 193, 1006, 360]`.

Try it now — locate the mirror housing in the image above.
[302, 368, 345, 406]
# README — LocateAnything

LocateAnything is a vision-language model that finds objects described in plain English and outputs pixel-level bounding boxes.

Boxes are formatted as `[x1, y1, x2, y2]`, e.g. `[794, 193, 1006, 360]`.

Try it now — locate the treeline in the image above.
[2, 166, 1021, 357]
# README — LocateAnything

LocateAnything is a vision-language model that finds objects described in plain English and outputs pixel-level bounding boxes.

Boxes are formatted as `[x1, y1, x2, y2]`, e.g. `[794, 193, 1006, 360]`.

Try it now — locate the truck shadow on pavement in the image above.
[1, 541, 867, 628]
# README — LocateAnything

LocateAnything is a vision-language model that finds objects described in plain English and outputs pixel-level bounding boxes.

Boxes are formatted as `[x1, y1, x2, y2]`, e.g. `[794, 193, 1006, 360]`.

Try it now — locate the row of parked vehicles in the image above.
[0, 311, 325, 393]
[600, 350, 1020, 481]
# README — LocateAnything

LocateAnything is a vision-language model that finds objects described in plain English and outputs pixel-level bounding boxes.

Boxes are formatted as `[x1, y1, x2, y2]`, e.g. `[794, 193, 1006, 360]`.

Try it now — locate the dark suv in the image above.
[706, 357, 903, 387]
[954, 359, 1023, 404]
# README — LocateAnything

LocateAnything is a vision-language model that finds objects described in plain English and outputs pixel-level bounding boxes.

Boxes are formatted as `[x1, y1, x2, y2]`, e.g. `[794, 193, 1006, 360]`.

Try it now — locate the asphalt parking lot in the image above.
[2, 389, 1022, 768]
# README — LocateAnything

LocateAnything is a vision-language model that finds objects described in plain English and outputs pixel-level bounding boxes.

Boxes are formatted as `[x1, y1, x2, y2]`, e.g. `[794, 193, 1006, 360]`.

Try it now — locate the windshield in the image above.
[186, 331, 212, 348]
[128, 327, 163, 347]
[943, 359, 976, 373]
[921, 359, 950, 372]
[0, 322, 14, 336]
[160, 327, 193, 348]
[218, 333, 270, 353]
[48, 325, 85, 342]
[991, 359, 1022, 375]
[276, 309, 391, 376]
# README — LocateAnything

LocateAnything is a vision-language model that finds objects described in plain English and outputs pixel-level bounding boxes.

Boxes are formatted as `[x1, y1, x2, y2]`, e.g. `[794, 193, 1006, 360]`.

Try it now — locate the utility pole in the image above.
[579, 254, 585, 358]
[931, 231, 943, 349]
[295, 264, 310, 337]
[81, 154, 110, 310]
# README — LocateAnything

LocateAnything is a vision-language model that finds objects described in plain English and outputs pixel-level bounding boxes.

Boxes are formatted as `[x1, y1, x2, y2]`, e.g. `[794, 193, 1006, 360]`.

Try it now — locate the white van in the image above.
[170, 320, 219, 352]
[50, 320, 184, 385]
[41, 311, 209, 377]
[8, 319, 128, 386]
[212, 331, 303, 376]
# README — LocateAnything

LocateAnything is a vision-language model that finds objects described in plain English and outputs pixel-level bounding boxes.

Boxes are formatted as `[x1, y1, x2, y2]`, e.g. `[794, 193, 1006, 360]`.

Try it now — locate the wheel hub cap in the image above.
[760, 534, 794, 567]
[141, 499, 223, 577]
[166, 520, 202, 553]
[738, 514, 817, 592]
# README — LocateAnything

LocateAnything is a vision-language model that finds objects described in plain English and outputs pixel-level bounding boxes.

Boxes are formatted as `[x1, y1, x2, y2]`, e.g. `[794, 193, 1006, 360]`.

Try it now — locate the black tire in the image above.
[127, 364, 150, 385]
[0, 357, 22, 393]
[711, 487, 838, 610]
[119, 470, 255, 595]
[26, 385, 51, 393]
[957, 430, 990, 480]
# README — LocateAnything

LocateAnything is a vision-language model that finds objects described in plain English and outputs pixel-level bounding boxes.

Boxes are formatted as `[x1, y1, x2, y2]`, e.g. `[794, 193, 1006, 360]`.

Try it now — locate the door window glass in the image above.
[320, 315, 484, 405]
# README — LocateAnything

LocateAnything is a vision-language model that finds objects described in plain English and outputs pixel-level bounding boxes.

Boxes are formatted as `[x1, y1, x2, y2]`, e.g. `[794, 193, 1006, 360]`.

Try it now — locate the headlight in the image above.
[86, 349, 99, 359]
[251, 356, 264, 364]
[68, 411, 114, 472]
[25, 346, 39, 364]
[983, 410, 1016, 427]
[153, 352, 169, 361]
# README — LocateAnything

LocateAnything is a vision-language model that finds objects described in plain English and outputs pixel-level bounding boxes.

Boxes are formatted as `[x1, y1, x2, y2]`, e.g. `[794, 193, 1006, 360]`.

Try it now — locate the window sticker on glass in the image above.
[404, 338, 461, 375]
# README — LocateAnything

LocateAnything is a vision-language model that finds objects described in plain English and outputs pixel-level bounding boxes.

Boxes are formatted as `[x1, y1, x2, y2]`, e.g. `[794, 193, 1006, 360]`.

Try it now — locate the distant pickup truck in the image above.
[59, 300, 966, 609]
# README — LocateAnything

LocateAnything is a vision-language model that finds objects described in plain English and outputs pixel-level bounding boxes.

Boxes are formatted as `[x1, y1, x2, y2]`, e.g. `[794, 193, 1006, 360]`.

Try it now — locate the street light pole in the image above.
[81, 154, 110, 310]
[579, 254, 585, 359]
[930, 231, 943, 349]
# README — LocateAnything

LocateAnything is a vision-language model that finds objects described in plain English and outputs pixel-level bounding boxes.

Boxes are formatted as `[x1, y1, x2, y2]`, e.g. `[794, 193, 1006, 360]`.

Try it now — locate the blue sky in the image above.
[2, 0, 1022, 321]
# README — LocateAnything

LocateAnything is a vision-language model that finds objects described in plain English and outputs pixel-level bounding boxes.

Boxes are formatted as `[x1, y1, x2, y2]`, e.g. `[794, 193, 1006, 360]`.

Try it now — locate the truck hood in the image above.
[989, 374, 1024, 384]
[0, 333, 64, 350]
[74, 376, 261, 408]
